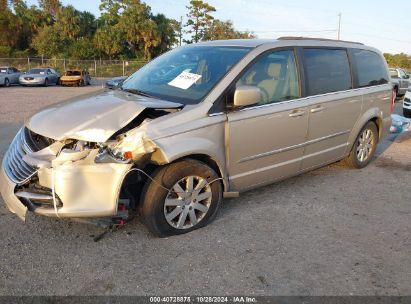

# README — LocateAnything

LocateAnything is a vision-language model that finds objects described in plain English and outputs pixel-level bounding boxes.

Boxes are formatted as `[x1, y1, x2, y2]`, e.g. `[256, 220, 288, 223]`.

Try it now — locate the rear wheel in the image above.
[141, 159, 223, 237]
[345, 121, 378, 169]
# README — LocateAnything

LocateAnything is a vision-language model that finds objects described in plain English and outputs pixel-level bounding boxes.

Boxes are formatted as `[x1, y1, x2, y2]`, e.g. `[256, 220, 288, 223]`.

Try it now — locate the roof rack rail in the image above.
[278, 36, 364, 45]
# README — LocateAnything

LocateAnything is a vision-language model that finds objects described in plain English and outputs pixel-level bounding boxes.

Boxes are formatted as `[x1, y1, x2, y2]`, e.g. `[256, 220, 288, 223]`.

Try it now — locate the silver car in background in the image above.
[389, 67, 409, 97]
[1, 38, 392, 237]
[19, 68, 60, 86]
[0, 67, 21, 87]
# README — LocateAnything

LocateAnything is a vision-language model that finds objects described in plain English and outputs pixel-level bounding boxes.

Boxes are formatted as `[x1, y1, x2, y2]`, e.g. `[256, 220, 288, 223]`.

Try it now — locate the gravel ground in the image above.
[0, 87, 410, 296]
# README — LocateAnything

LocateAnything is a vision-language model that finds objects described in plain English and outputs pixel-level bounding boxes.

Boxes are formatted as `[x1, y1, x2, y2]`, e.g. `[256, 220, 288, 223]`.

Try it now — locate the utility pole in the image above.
[179, 16, 183, 46]
[337, 13, 341, 40]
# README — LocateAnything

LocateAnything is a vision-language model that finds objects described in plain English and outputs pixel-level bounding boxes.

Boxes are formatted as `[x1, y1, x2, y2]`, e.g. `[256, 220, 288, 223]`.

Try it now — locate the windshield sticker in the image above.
[168, 71, 201, 90]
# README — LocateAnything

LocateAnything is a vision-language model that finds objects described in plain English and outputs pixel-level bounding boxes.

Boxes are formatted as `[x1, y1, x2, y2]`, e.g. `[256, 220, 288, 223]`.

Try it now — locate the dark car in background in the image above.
[105, 76, 128, 89]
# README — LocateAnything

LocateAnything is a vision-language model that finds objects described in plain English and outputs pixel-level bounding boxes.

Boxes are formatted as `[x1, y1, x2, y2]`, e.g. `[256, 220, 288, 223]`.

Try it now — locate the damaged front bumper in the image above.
[0, 128, 132, 221]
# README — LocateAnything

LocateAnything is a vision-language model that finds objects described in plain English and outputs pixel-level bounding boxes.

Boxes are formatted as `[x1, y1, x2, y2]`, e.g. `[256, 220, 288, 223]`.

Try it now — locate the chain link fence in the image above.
[0, 58, 148, 77]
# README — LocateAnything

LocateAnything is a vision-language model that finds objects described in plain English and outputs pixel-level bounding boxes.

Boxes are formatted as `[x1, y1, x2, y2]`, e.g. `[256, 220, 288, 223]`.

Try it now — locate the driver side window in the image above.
[236, 49, 300, 106]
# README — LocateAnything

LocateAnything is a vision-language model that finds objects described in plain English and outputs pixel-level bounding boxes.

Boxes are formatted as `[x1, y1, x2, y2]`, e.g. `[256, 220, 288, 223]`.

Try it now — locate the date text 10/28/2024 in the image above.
[149, 296, 257, 303]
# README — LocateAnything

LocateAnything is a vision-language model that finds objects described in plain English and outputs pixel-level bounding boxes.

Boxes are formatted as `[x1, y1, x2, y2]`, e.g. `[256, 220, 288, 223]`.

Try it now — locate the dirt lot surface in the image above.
[0, 86, 410, 296]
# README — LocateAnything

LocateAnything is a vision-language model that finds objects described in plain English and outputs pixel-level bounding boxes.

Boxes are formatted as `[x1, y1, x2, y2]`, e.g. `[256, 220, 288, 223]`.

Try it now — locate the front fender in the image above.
[152, 121, 228, 189]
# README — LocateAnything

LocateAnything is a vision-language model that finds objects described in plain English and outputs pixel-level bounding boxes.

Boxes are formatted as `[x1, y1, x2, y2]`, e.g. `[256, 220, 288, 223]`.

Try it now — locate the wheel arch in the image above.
[146, 153, 228, 192]
[345, 108, 384, 155]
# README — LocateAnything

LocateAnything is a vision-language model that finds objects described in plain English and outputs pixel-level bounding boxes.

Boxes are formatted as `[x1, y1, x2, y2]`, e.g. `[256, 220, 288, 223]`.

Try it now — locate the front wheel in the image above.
[4, 78, 9, 87]
[44, 78, 48, 87]
[141, 159, 223, 237]
[345, 121, 378, 169]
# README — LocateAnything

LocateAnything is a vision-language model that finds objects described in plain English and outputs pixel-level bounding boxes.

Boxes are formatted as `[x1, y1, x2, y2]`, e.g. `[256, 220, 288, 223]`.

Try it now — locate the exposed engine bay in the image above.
[2, 94, 184, 226]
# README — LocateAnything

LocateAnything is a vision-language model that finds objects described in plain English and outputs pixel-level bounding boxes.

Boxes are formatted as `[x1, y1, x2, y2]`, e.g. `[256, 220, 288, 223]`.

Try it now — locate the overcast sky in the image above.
[26, 0, 411, 54]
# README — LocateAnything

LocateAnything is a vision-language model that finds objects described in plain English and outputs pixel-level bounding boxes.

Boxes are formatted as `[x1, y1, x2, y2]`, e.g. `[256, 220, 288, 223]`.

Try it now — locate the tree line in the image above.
[0, 0, 255, 60]
[383, 53, 411, 71]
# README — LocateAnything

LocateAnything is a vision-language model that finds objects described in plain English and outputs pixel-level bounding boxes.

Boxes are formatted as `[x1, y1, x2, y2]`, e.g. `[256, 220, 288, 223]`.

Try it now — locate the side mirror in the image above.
[234, 85, 262, 107]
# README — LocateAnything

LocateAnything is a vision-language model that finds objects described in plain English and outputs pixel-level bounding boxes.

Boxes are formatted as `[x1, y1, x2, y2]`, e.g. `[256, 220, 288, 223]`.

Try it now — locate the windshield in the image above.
[121, 46, 251, 104]
[66, 71, 81, 76]
[28, 68, 47, 74]
[0, 68, 7, 74]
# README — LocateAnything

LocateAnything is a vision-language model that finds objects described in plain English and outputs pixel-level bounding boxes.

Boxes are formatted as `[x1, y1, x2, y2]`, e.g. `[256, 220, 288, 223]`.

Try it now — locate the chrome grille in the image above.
[2, 128, 38, 185]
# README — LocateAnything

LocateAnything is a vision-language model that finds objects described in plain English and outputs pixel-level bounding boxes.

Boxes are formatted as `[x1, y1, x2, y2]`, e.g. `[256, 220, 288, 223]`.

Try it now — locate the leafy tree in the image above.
[94, 25, 124, 59]
[68, 37, 96, 59]
[38, 0, 61, 20]
[185, 0, 216, 43]
[0, 8, 21, 49]
[77, 11, 96, 38]
[204, 19, 255, 41]
[117, 1, 160, 59]
[151, 14, 177, 57]
[99, 0, 122, 25]
[384, 53, 411, 70]
[55, 5, 80, 39]
[31, 25, 67, 57]
[14, 2, 48, 51]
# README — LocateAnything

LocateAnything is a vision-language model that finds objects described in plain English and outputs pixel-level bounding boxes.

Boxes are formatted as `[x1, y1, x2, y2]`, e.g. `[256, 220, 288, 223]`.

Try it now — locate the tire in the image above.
[44, 78, 48, 87]
[345, 121, 378, 169]
[141, 159, 223, 237]
[4, 78, 9, 87]
[79, 79, 85, 86]
[404, 108, 411, 118]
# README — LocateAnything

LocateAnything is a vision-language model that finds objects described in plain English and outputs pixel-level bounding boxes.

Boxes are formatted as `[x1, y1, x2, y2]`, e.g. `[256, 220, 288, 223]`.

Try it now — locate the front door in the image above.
[226, 49, 309, 191]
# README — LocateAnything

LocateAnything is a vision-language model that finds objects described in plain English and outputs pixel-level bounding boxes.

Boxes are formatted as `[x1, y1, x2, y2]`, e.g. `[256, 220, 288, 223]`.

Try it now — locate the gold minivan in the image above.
[0, 38, 393, 236]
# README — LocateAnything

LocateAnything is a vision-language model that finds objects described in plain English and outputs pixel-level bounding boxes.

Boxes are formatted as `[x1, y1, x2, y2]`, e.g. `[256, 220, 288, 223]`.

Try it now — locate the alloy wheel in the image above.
[164, 175, 212, 229]
[356, 128, 374, 162]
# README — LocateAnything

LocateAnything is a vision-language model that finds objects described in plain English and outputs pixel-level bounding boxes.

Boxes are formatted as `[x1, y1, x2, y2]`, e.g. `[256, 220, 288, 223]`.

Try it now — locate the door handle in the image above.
[310, 106, 325, 113]
[289, 110, 306, 117]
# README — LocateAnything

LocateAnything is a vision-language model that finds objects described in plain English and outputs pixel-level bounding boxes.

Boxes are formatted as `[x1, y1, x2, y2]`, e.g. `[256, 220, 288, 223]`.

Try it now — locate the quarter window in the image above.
[236, 50, 300, 105]
[303, 48, 352, 96]
[352, 49, 389, 87]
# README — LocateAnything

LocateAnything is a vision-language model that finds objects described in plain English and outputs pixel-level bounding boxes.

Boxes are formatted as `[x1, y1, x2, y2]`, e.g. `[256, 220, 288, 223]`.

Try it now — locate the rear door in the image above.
[300, 48, 362, 170]
[226, 49, 309, 190]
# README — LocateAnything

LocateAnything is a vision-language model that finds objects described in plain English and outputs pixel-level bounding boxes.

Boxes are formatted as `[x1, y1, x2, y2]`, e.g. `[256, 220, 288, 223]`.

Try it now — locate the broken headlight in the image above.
[95, 131, 155, 164]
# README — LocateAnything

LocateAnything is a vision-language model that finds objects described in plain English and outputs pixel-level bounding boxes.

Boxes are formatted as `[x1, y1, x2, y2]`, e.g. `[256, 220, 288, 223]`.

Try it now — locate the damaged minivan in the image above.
[0, 38, 392, 237]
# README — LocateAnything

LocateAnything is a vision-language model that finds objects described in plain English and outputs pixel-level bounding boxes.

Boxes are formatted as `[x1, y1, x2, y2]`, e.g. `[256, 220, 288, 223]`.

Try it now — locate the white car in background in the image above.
[403, 87, 411, 118]
[0, 66, 21, 87]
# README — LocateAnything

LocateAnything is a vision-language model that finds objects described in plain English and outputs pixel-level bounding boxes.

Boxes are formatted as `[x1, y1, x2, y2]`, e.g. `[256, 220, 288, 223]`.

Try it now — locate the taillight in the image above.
[390, 89, 396, 113]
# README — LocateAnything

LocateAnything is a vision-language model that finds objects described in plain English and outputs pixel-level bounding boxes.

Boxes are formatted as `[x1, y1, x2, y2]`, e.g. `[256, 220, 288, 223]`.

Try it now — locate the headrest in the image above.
[267, 63, 281, 79]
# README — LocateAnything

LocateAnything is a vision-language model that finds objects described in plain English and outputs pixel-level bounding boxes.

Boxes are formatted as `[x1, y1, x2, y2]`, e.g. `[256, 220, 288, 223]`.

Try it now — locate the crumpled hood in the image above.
[27, 90, 182, 142]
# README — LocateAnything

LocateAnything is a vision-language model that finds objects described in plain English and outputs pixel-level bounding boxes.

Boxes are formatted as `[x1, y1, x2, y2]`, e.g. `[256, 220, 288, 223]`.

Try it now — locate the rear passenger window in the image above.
[303, 48, 352, 96]
[352, 49, 389, 87]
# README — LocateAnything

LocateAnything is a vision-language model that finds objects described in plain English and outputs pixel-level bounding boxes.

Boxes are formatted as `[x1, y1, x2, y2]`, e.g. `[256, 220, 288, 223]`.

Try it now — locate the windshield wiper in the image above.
[120, 88, 157, 99]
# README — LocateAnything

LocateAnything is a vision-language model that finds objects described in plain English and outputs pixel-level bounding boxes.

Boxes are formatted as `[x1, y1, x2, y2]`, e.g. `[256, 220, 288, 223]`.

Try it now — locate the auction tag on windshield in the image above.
[168, 71, 202, 90]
